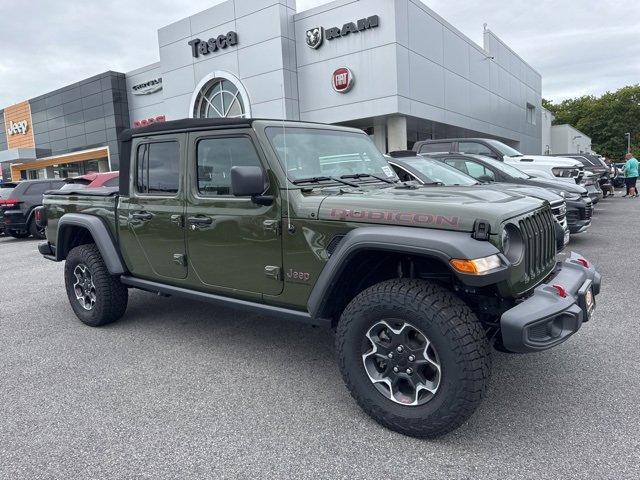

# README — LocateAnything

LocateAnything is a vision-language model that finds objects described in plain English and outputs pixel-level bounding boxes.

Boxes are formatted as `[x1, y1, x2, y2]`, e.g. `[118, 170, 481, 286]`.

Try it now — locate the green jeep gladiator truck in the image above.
[38, 118, 601, 438]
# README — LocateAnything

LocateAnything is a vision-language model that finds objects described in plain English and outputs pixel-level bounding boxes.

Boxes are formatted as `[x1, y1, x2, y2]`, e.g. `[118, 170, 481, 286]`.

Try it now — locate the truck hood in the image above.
[506, 155, 583, 168]
[316, 185, 544, 233]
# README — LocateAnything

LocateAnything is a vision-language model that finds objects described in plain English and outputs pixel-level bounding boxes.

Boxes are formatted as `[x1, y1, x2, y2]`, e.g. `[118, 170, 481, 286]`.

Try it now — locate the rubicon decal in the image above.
[330, 208, 460, 227]
[6, 120, 28, 136]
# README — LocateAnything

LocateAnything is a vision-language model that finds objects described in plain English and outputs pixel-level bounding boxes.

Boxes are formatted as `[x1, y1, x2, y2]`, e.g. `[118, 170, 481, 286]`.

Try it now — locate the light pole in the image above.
[625, 133, 631, 153]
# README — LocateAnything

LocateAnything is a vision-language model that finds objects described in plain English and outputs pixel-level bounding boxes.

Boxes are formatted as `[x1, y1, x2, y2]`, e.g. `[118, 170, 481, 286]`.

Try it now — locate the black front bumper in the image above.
[500, 252, 601, 353]
[566, 199, 592, 234]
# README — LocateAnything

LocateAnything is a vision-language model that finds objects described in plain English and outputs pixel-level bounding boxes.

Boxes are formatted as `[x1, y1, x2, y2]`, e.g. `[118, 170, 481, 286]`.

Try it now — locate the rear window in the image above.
[418, 142, 453, 154]
[0, 187, 15, 199]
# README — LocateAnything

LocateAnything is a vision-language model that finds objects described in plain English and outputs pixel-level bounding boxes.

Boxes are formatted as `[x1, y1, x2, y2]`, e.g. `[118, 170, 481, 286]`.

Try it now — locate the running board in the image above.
[119, 276, 328, 327]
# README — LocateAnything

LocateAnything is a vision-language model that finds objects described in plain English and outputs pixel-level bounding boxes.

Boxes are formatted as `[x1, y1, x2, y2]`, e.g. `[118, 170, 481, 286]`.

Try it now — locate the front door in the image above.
[121, 135, 187, 280]
[185, 131, 283, 296]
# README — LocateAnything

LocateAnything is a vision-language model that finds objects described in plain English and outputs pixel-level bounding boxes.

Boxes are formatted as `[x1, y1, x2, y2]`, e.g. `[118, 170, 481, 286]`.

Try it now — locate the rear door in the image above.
[120, 135, 188, 280]
[185, 130, 283, 296]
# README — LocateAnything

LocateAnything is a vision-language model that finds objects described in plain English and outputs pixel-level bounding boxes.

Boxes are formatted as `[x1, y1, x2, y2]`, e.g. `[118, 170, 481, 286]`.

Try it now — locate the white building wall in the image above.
[541, 107, 554, 154]
[550, 124, 592, 154]
[126, 63, 164, 126]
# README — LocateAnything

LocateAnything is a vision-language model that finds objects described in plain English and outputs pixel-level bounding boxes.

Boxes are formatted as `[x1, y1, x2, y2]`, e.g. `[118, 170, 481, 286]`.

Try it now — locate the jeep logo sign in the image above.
[306, 15, 379, 49]
[188, 31, 238, 58]
[6, 120, 28, 136]
[332, 67, 354, 93]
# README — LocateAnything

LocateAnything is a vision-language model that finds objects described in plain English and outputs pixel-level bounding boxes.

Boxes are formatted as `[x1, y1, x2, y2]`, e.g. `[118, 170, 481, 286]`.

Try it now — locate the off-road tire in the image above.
[64, 243, 128, 327]
[7, 230, 29, 239]
[336, 278, 491, 438]
[29, 219, 46, 240]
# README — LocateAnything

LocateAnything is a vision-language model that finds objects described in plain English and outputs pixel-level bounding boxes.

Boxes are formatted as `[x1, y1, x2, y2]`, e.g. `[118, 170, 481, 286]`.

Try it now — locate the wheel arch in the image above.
[307, 226, 506, 324]
[56, 213, 126, 275]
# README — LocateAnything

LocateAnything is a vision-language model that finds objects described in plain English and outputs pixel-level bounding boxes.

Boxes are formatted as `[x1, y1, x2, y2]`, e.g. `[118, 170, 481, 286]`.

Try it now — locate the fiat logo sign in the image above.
[332, 67, 354, 93]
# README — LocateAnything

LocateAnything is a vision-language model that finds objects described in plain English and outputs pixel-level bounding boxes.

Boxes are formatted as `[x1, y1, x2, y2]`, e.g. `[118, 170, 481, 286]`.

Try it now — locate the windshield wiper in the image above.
[340, 173, 396, 184]
[292, 176, 359, 187]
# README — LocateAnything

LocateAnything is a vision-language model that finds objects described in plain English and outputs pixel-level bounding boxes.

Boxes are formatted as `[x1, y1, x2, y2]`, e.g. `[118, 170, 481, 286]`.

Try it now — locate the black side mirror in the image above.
[230, 166, 272, 205]
[478, 175, 494, 183]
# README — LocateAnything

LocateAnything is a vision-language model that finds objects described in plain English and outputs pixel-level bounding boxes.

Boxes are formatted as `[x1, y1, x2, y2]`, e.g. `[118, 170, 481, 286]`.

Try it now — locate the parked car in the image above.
[59, 172, 119, 191]
[0, 179, 66, 239]
[580, 172, 603, 204]
[38, 118, 601, 438]
[414, 152, 593, 235]
[550, 154, 613, 197]
[386, 152, 569, 249]
[0, 182, 19, 235]
[414, 138, 585, 184]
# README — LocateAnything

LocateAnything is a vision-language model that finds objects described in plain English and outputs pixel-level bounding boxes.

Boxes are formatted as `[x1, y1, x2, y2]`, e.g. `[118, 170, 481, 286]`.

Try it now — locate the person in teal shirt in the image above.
[623, 153, 639, 197]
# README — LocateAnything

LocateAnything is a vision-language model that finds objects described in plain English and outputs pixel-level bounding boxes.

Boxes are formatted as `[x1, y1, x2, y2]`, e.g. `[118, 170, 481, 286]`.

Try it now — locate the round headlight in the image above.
[502, 224, 524, 263]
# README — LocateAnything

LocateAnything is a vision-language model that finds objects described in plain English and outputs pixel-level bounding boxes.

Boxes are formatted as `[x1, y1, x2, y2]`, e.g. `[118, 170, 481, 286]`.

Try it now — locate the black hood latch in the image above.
[472, 219, 491, 241]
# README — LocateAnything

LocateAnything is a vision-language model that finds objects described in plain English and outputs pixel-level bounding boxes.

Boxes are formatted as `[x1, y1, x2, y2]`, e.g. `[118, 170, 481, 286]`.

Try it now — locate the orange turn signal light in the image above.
[450, 259, 478, 274]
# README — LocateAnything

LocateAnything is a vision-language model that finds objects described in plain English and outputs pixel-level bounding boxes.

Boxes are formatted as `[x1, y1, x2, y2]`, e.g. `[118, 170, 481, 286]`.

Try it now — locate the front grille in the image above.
[551, 201, 567, 225]
[518, 208, 556, 281]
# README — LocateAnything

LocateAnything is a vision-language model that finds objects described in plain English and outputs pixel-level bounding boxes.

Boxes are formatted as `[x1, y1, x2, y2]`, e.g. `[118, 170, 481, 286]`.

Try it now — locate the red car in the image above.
[59, 172, 119, 191]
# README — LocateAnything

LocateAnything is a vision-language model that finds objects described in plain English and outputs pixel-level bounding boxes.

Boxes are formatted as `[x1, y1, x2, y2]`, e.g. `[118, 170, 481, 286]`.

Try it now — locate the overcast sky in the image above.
[0, 0, 638, 107]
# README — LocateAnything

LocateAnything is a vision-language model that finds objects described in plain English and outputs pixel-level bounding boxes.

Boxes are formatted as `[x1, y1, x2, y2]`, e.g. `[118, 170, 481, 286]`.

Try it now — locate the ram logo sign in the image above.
[6, 120, 28, 136]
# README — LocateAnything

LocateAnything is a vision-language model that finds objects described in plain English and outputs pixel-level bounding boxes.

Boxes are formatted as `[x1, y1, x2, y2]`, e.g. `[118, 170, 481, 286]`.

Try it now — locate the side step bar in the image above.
[120, 276, 329, 328]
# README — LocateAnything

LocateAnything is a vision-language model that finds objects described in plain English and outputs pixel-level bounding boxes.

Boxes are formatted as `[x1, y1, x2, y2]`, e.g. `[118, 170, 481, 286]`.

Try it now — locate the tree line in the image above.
[543, 85, 640, 160]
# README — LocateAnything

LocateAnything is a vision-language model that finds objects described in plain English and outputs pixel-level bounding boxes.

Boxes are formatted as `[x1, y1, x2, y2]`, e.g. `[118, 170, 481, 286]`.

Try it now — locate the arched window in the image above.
[193, 78, 246, 118]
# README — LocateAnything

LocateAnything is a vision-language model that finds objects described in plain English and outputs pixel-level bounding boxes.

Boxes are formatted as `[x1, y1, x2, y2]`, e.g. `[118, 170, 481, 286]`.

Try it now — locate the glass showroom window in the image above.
[193, 78, 246, 118]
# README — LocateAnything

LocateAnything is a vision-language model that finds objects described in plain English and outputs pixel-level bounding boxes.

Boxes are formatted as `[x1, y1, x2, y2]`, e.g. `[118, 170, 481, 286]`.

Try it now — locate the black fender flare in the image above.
[307, 226, 508, 319]
[56, 213, 126, 275]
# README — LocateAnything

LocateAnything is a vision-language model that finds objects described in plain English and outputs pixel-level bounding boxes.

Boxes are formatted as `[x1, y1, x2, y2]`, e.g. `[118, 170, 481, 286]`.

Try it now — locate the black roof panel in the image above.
[119, 118, 255, 142]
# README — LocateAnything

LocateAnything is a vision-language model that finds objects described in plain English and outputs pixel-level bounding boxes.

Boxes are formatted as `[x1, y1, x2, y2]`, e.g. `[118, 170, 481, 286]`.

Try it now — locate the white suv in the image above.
[414, 138, 584, 184]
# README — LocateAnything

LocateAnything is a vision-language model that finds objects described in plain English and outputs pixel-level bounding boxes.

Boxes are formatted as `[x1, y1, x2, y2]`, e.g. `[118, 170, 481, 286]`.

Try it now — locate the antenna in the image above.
[281, 81, 293, 232]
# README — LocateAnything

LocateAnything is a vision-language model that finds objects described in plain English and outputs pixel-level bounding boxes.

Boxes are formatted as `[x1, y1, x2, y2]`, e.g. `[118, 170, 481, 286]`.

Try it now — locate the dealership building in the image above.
[1, 0, 543, 182]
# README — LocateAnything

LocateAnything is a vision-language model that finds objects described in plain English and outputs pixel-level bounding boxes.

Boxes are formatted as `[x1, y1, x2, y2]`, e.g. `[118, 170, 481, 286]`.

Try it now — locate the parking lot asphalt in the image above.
[1, 194, 639, 480]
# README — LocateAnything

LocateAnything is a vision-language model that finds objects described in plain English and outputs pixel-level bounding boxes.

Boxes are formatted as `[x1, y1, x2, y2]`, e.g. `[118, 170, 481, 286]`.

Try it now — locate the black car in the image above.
[385, 152, 570, 250]
[0, 182, 19, 235]
[0, 179, 65, 239]
[401, 152, 594, 235]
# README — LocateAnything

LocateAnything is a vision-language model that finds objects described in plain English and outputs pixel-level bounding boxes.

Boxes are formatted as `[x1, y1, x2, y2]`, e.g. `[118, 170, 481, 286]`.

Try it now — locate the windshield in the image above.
[484, 139, 522, 157]
[265, 127, 397, 182]
[480, 157, 531, 179]
[402, 158, 478, 186]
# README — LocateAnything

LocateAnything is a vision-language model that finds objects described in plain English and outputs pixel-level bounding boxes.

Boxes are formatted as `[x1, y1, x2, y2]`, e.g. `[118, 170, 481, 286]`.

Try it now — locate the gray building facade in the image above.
[126, 0, 542, 154]
[0, 0, 543, 182]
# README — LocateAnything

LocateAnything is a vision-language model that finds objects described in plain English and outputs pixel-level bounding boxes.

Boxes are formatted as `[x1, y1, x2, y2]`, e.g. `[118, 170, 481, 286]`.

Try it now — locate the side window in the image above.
[443, 159, 468, 174]
[197, 137, 263, 196]
[136, 141, 180, 195]
[390, 164, 413, 182]
[24, 182, 50, 196]
[464, 161, 495, 180]
[418, 142, 452, 154]
[458, 142, 497, 159]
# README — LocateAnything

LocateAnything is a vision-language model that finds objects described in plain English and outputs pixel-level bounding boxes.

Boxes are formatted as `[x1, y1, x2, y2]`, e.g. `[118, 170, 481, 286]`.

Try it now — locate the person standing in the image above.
[623, 153, 639, 197]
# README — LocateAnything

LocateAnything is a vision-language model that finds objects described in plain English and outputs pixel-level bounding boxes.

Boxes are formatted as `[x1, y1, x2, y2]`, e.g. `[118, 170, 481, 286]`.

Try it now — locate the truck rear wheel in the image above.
[64, 244, 128, 327]
[335, 279, 491, 438]
[29, 219, 46, 240]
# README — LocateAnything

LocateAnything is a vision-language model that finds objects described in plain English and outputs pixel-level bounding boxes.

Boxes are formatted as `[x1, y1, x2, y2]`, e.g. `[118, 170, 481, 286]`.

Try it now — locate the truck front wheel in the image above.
[335, 279, 491, 438]
[64, 244, 128, 327]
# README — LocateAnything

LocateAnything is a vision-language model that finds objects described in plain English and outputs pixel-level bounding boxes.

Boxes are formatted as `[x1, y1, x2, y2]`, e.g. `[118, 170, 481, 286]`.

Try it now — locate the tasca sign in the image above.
[188, 31, 238, 58]
[306, 15, 379, 49]
[6, 120, 28, 136]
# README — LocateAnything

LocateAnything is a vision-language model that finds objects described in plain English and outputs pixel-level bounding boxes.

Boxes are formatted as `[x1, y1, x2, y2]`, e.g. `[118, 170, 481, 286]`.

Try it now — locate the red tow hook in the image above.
[576, 258, 589, 268]
[551, 284, 568, 298]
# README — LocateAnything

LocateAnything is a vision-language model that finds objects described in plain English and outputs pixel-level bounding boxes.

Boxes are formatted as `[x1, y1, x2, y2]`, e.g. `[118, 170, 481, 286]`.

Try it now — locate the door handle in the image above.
[187, 215, 214, 229]
[131, 212, 153, 221]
